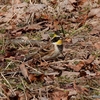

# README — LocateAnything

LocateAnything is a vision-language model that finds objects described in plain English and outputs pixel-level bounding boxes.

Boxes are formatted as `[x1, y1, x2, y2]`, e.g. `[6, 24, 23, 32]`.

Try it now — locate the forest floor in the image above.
[0, 0, 100, 100]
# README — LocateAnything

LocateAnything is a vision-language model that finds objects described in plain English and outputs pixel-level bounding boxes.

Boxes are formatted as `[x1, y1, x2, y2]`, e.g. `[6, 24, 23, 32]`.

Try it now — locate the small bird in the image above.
[24, 33, 63, 61]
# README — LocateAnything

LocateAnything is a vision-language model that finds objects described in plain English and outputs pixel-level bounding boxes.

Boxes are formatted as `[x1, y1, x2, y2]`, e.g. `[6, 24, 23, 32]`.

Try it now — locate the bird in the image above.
[23, 33, 63, 61]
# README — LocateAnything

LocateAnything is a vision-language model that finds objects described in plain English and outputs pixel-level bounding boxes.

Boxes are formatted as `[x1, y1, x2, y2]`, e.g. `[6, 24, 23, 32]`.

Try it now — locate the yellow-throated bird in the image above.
[24, 33, 63, 61]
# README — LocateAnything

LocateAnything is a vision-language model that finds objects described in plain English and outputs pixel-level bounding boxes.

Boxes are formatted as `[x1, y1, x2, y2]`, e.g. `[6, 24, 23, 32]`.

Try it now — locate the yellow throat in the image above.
[56, 39, 63, 45]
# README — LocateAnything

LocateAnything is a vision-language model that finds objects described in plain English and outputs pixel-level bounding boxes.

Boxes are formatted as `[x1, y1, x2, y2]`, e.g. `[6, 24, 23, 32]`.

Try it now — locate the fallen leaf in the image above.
[61, 71, 79, 78]
[88, 7, 100, 17]
[64, 37, 72, 43]
[19, 63, 29, 79]
[37, 74, 45, 82]
[77, 14, 88, 27]
[41, 33, 50, 41]
[79, 70, 87, 77]
[0, 33, 5, 40]
[77, 0, 87, 5]
[28, 73, 37, 82]
[73, 82, 89, 95]
[39, 61, 49, 68]
[53, 20, 59, 31]
[94, 42, 100, 50]
[26, 4, 46, 13]
[9, 0, 21, 4]
[57, 0, 75, 12]
[5, 47, 17, 57]
[51, 89, 69, 100]
[11, 22, 43, 34]
[69, 0, 77, 3]
[96, 71, 100, 76]
[85, 70, 96, 76]
[89, 29, 100, 36]
[50, 0, 58, 5]
[85, 55, 95, 64]
[72, 61, 85, 71]
[0, 84, 19, 100]
[0, 55, 5, 62]
[96, 12, 100, 17]
[28, 73, 45, 82]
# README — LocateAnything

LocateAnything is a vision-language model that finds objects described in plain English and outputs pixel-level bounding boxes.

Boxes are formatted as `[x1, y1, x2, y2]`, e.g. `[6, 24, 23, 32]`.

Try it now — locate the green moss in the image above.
[0, 28, 6, 34]
[74, 61, 79, 65]
[0, 50, 5, 54]
[16, 83, 25, 90]
[58, 76, 71, 83]
[24, 0, 30, 3]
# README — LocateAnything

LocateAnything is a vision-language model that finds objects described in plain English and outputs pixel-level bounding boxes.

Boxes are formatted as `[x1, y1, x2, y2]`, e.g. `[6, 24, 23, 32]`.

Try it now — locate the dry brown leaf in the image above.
[96, 71, 100, 76]
[36, 74, 45, 82]
[94, 98, 100, 100]
[77, 0, 87, 5]
[11, 23, 43, 34]
[85, 70, 96, 76]
[19, 63, 29, 79]
[77, 14, 88, 27]
[69, 0, 77, 3]
[39, 61, 49, 68]
[28, 73, 45, 82]
[41, 0, 49, 5]
[89, 23, 100, 37]
[41, 33, 50, 40]
[0, 84, 19, 100]
[50, 0, 58, 5]
[28, 73, 37, 82]
[89, 29, 100, 36]
[0, 12, 5, 16]
[14, 2, 28, 8]
[8, 92, 19, 100]
[73, 82, 88, 95]
[85, 55, 95, 64]
[18, 90, 32, 100]
[41, 13, 50, 20]
[94, 42, 100, 50]
[51, 89, 69, 100]
[25, 23, 43, 30]
[61, 71, 79, 78]
[0, 55, 5, 62]
[67, 55, 95, 71]
[27, 4, 46, 13]
[9, 0, 21, 4]
[79, 70, 87, 77]
[72, 61, 85, 71]
[88, 7, 100, 17]
[96, 12, 100, 17]
[64, 37, 72, 43]
[53, 20, 59, 31]
[57, 0, 75, 12]
[5, 48, 17, 58]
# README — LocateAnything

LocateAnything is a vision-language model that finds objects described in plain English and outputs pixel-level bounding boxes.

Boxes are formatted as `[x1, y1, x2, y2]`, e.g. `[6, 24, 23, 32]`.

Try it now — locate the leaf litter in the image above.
[0, 0, 100, 100]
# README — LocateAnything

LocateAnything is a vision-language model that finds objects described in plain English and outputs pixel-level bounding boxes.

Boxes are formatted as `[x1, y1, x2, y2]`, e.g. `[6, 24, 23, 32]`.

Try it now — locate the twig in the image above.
[1, 73, 13, 93]
[19, 76, 28, 100]
[5, 61, 13, 69]
[25, 63, 42, 74]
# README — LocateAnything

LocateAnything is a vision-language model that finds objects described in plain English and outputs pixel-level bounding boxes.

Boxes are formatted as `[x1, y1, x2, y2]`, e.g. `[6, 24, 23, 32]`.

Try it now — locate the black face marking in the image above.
[57, 45, 63, 52]
[51, 37, 60, 42]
